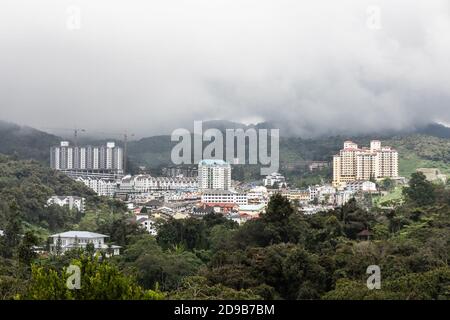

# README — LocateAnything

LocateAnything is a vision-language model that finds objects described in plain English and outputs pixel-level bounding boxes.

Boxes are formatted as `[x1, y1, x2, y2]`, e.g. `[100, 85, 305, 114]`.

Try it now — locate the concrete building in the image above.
[118, 175, 198, 193]
[201, 189, 248, 205]
[344, 180, 377, 193]
[47, 196, 86, 212]
[198, 159, 231, 190]
[238, 203, 266, 217]
[263, 172, 287, 188]
[76, 177, 117, 197]
[49, 231, 120, 256]
[333, 140, 398, 187]
[136, 216, 158, 236]
[50, 141, 124, 176]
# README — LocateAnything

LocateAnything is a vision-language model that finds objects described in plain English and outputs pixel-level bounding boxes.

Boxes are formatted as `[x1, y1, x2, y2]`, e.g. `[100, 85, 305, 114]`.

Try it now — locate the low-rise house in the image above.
[173, 212, 190, 220]
[308, 161, 330, 172]
[192, 205, 215, 216]
[238, 203, 266, 217]
[344, 180, 377, 192]
[49, 231, 120, 256]
[47, 196, 86, 212]
[136, 215, 158, 236]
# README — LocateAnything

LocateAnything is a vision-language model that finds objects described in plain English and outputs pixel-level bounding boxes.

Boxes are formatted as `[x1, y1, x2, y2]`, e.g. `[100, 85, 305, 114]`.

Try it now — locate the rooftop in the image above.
[239, 204, 266, 211]
[198, 159, 229, 166]
[50, 231, 109, 239]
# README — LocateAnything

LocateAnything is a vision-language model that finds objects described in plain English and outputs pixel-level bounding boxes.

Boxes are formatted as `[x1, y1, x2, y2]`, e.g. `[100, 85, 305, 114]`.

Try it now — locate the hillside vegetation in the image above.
[0, 155, 125, 235]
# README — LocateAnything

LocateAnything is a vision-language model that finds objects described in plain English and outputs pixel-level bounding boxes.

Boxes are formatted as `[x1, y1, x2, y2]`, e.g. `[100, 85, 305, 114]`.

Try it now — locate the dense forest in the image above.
[0, 154, 449, 299]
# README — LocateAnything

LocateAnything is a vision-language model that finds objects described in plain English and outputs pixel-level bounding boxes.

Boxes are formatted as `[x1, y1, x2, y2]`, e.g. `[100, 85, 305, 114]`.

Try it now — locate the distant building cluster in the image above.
[76, 177, 118, 197]
[119, 175, 198, 193]
[50, 141, 124, 177]
[333, 140, 398, 187]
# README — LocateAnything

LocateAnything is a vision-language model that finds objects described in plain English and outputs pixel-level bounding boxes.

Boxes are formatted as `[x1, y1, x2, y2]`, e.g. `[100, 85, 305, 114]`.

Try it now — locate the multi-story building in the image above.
[76, 177, 118, 197]
[118, 175, 198, 193]
[198, 159, 231, 190]
[201, 189, 248, 206]
[50, 141, 124, 178]
[263, 172, 287, 188]
[344, 180, 377, 193]
[333, 140, 398, 187]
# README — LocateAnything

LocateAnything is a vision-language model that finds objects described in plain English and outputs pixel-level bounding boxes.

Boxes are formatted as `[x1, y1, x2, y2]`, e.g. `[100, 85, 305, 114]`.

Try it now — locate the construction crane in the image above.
[40, 127, 134, 173]
[84, 130, 135, 174]
[39, 127, 86, 146]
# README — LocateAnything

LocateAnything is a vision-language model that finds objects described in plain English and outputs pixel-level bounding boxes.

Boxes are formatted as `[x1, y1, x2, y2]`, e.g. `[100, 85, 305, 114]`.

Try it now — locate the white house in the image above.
[344, 181, 377, 193]
[263, 172, 287, 188]
[49, 231, 120, 256]
[136, 215, 158, 236]
[47, 196, 86, 212]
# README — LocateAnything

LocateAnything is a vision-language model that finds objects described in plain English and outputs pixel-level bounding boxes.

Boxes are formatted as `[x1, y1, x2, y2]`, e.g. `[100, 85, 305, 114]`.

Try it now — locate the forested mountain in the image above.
[0, 119, 443, 188]
[0, 155, 125, 236]
[0, 119, 449, 182]
[0, 120, 61, 163]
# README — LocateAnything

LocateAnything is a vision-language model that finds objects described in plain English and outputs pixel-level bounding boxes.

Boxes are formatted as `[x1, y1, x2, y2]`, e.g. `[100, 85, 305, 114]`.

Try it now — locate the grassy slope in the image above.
[385, 134, 450, 177]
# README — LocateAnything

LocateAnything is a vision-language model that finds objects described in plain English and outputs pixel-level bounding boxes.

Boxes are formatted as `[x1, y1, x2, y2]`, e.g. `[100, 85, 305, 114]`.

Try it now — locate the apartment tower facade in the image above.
[50, 141, 124, 174]
[333, 140, 398, 187]
[198, 159, 231, 190]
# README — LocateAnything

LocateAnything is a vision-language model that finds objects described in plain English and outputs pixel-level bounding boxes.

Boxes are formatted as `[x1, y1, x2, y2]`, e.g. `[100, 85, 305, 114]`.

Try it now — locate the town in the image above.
[43, 138, 433, 254]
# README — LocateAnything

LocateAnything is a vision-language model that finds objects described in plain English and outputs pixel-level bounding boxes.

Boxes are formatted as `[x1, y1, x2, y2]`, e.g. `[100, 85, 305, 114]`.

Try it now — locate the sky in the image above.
[0, 0, 449, 137]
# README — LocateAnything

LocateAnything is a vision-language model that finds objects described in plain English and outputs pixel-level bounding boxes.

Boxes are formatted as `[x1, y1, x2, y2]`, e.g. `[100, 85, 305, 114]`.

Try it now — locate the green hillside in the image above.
[0, 120, 60, 163]
[126, 133, 450, 183]
[385, 135, 450, 177]
[0, 154, 125, 235]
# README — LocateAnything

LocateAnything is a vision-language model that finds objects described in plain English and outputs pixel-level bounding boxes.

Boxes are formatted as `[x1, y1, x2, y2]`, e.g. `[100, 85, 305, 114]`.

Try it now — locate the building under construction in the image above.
[50, 141, 124, 179]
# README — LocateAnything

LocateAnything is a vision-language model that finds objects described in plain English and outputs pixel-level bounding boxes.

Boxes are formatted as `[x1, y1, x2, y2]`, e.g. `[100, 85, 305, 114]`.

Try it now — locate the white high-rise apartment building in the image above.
[333, 140, 398, 187]
[50, 141, 124, 174]
[198, 159, 231, 190]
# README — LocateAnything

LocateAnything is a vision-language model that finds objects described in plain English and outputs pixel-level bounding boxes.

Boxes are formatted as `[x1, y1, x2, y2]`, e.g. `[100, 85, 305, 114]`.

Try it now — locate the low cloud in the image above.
[0, 0, 449, 137]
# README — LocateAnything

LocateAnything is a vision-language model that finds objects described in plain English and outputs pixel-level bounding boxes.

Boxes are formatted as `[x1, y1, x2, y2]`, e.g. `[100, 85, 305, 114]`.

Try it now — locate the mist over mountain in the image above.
[1, 119, 449, 175]
[0, 120, 60, 162]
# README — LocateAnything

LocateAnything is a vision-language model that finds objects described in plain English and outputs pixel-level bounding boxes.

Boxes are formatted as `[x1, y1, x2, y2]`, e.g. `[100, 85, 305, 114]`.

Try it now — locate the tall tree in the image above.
[403, 172, 436, 206]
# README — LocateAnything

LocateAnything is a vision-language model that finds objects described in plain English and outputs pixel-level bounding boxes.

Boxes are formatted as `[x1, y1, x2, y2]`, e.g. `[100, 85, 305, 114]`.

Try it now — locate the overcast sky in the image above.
[1, 0, 449, 137]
